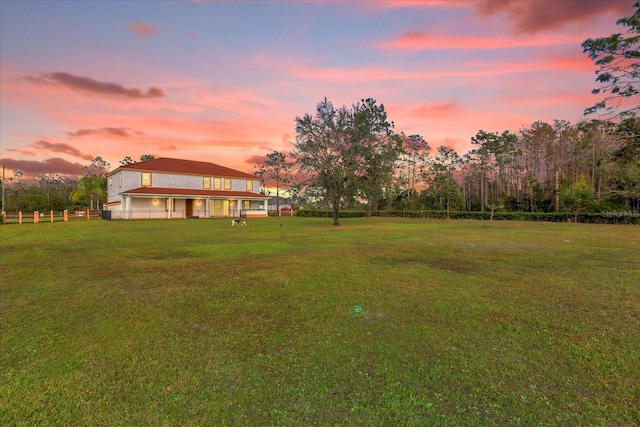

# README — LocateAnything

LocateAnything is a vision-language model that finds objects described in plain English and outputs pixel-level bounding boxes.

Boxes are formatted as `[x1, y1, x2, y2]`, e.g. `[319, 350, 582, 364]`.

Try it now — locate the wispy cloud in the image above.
[380, 31, 581, 51]
[22, 140, 94, 161]
[67, 127, 144, 138]
[364, 0, 463, 12]
[254, 47, 588, 86]
[128, 22, 160, 38]
[26, 72, 165, 99]
[408, 99, 464, 120]
[499, 92, 594, 108]
[286, 61, 562, 83]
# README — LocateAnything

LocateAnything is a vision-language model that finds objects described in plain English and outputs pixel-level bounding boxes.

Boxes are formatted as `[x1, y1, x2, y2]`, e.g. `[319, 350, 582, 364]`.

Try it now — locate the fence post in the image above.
[86, 209, 90, 220]
[19, 211, 22, 224]
[34, 211, 39, 224]
[64, 210, 68, 222]
[1, 212, 5, 224]
[50, 210, 54, 222]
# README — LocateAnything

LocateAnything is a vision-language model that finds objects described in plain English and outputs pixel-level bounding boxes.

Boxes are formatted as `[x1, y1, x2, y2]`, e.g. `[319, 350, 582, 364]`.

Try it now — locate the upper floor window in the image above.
[109, 177, 112, 187]
[119, 173, 122, 188]
[224, 178, 232, 190]
[203, 177, 211, 189]
[141, 172, 151, 186]
[246, 180, 253, 192]
[214, 177, 222, 190]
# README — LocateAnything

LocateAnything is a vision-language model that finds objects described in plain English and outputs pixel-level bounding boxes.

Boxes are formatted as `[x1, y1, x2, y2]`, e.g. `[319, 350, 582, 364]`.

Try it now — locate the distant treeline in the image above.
[291, 118, 639, 217]
[296, 209, 639, 224]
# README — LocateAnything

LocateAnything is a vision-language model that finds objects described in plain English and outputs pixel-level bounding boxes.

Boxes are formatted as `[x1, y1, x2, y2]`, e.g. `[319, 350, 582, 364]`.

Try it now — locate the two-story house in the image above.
[104, 157, 268, 219]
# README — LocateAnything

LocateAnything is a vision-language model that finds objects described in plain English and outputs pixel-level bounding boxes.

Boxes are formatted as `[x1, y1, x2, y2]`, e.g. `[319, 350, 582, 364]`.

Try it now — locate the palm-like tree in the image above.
[486, 202, 499, 220]
[70, 174, 106, 209]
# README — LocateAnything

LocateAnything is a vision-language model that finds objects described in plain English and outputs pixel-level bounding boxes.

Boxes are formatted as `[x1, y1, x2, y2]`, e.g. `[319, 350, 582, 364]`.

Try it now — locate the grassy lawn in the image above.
[1, 217, 639, 426]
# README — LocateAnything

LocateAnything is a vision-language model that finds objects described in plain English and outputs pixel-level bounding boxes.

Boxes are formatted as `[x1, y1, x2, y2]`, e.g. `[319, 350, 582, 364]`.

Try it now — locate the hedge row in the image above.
[296, 209, 639, 224]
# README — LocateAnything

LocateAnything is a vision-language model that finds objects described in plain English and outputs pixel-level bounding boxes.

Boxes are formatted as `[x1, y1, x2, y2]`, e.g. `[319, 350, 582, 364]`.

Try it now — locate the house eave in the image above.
[120, 187, 269, 199]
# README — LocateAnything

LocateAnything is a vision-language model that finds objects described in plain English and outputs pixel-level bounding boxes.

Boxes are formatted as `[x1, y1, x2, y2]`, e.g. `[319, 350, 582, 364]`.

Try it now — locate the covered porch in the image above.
[108, 187, 268, 220]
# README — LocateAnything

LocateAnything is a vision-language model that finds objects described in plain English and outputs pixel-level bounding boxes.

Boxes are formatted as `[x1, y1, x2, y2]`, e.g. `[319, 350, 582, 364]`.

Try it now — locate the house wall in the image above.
[105, 166, 264, 217]
[151, 172, 198, 189]
[108, 170, 261, 198]
[143, 171, 260, 193]
[128, 197, 165, 219]
[107, 170, 143, 203]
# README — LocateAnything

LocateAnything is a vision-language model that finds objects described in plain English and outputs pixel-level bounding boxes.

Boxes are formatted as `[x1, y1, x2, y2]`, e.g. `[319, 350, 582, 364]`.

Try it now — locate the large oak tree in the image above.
[291, 98, 400, 225]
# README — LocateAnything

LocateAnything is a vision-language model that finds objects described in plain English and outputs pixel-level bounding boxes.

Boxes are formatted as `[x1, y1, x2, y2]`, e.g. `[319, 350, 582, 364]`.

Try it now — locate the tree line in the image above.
[256, 103, 639, 225]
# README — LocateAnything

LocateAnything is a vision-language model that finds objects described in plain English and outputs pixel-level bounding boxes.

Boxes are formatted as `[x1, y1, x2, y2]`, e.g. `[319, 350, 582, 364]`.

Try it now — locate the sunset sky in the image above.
[0, 0, 634, 181]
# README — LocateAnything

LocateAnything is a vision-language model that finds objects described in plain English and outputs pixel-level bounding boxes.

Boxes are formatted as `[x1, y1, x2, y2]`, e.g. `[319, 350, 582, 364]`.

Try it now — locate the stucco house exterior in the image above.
[104, 157, 268, 220]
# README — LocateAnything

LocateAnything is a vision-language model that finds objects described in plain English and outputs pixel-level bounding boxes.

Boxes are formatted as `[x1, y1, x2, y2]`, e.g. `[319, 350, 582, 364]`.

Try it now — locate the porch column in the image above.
[124, 195, 131, 219]
[263, 199, 269, 216]
[168, 198, 173, 219]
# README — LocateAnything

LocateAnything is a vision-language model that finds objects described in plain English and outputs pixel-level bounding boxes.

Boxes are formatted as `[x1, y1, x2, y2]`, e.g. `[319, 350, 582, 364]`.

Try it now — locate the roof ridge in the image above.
[110, 157, 256, 178]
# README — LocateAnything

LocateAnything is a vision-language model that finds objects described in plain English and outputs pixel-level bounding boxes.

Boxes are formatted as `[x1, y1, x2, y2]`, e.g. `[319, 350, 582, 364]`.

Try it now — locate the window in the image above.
[224, 178, 231, 190]
[214, 177, 222, 190]
[243, 200, 251, 210]
[246, 180, 253, 191]
[109, 177, 112, 186]
[141, 172, 151, 186]
[203, 177, 211, 189]
[119, 173, 122, 188]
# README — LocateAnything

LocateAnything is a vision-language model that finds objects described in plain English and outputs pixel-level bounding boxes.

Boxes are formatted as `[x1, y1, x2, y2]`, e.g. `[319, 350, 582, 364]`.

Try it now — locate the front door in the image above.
[186, 199, 194, 217]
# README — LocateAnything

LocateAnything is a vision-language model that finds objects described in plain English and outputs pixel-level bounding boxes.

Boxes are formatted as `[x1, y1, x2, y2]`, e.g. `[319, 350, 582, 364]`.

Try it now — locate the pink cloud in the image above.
[546, 54, 594, 71]
[500, 92, 598, 109]
[380, 31, 582, 51]
[254, 49, 590, 87]
[389, 98, 560, 158]
[287, 61, 555, 83]
[364, 1, 465, 12]
[408, 100, 463, 121]
[128, 22, 160, 38]
[6, 147, 37, 157]
[245, 154, 267, 166]
[473, 0, 633, 34]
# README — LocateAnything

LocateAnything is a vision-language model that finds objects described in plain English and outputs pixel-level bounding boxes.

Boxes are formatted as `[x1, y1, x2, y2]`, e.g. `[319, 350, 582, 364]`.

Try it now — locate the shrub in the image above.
[296, 210, 638, 224]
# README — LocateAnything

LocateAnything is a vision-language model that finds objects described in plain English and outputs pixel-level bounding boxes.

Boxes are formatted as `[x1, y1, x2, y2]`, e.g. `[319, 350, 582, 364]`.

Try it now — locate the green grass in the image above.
[1, 217, 639, 426]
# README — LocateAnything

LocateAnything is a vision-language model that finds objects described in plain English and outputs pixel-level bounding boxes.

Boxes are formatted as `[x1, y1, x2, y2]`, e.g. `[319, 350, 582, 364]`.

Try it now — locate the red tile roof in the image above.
[122, 187, 268, 199]
[112, 157, 256, 179]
